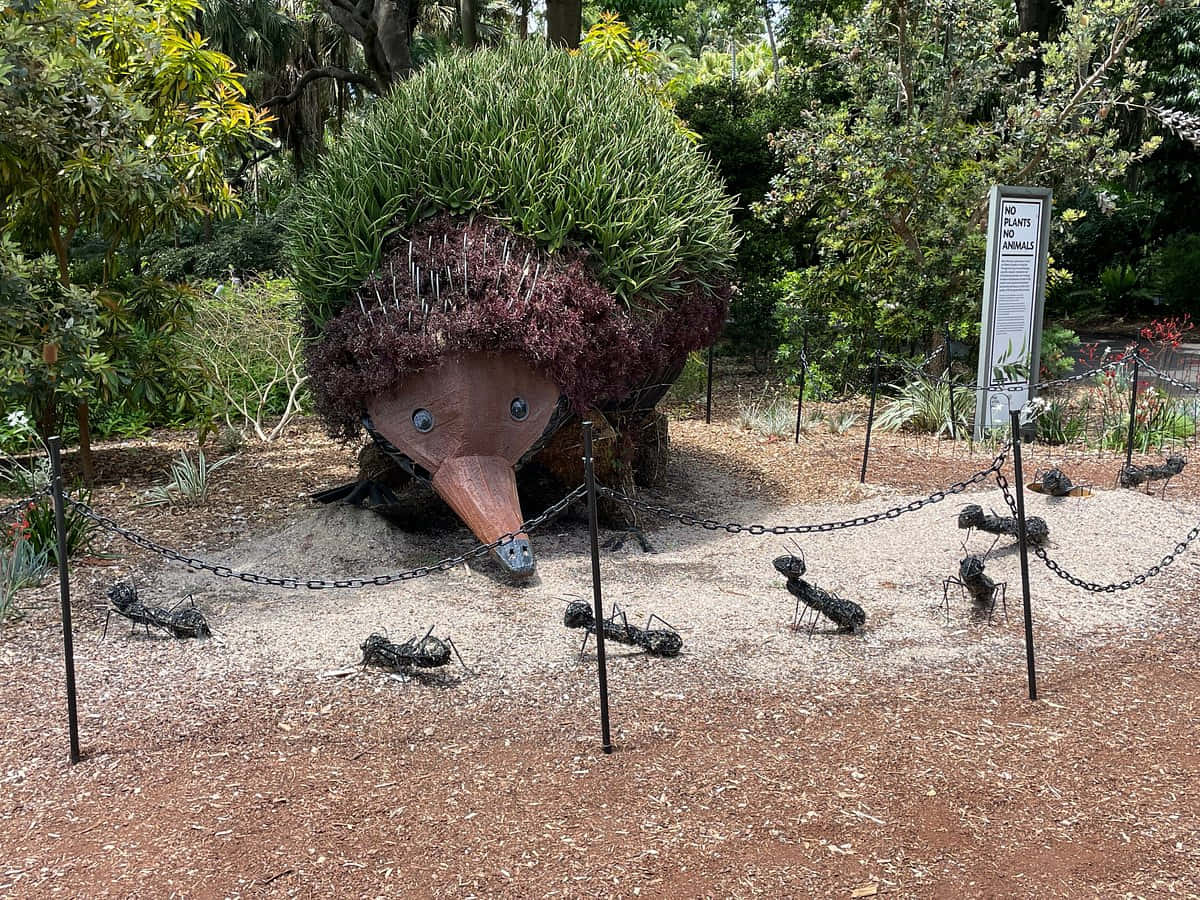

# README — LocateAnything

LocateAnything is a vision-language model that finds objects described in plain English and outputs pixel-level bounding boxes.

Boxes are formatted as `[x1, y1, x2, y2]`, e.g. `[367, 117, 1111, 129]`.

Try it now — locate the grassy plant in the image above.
[876, 376, 975, 437]
[735, 392, 802, 437]
[285, 42, 735, 326]
[1, 529, 50, 621]
[22, 488, 101, 566]
[143, 450, 235, 508]
[825, 410, 860, 434]
[1035, 398, 1089, 445]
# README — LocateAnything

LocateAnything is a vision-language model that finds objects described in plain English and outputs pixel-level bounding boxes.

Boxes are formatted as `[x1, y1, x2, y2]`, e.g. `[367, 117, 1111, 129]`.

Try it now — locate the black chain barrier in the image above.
[1140, 359, 1200, 395]
[65, 485, 587, 589]
[1, 487, 50, 521]
[799, 353, 1132, 399]
[599, 444, 1011, 535]
[994, 469, 1200, 592]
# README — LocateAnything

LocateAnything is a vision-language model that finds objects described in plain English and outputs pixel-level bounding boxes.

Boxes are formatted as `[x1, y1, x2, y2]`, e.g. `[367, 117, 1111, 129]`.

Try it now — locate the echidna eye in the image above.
[510, 397, 529, 421]
[412, 408, 434, 432]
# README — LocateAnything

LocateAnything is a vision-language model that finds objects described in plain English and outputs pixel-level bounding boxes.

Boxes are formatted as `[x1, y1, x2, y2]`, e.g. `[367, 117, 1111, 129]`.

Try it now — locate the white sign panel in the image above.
[975, 186, 1052, 437]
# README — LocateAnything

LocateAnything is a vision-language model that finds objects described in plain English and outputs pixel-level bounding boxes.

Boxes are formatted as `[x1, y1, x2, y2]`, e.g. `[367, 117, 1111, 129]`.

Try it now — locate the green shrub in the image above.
[876, 376, 974, 438]
[146, 213, 286, 282]
[1146, 233, 1200, 310]
[665, 351, 709, 406]
[184, 277, 309, 442]
[1038, 324, 1079, 380]
[285, 42, 736, 327]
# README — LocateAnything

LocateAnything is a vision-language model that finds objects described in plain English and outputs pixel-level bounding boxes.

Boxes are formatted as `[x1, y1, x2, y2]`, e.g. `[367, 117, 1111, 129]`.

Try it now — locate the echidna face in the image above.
[366, 351, 561, 575]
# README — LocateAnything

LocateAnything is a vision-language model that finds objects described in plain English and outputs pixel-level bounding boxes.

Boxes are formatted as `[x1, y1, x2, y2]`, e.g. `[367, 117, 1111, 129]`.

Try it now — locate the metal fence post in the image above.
[1009, 411, 1038, 702]
[1124, 356, 1141, 471]
[859, 341, 882, 484]
[582, 422, 614, 754]
[944, 323, 959, 442]
[705, 344, 714, 425]
[48, 436, 81, 764]
[794, 332, 808, 445]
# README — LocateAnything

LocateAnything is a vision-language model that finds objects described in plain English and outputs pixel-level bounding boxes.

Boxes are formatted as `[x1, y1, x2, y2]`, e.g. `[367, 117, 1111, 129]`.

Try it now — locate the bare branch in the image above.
[261, 66, 379, 107]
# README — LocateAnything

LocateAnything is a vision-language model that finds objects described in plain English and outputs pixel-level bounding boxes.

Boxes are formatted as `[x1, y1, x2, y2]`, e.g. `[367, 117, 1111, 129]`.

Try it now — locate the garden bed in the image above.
[2, 407, 1199, 897]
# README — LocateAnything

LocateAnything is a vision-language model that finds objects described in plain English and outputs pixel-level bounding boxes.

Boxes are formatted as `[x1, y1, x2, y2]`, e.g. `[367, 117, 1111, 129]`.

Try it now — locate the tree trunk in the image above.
[517, 0, 529, 39]
[75, 401, 96, 484]
[545, 0, 581, 48]
[763, 1, 780, 88]
[321, 0, 414, 90]
[461, 0, 478, 48]
[1015, 0, 1063, 89]
[45, 215, 96, 484]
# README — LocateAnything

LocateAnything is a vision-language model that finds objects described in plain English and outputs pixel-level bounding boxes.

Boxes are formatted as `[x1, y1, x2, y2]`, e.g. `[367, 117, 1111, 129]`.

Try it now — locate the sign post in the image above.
[975, 186, 1052, 439]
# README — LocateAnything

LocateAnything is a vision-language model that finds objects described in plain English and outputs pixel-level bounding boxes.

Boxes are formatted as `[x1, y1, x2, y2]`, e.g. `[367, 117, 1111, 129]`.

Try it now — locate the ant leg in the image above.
[645, 614, 678, 634]
[792, 595, 802, 631]
[998, 583, 1008, 624]
[940, 578, 954, 623]
[444, 638, 472, 674]
[102, 609, 112, 640]
[578, 631, 590, 660]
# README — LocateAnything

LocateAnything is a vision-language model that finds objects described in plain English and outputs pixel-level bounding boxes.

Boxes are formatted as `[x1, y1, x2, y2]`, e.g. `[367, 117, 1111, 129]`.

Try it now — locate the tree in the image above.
[320, 0, 418, 87]
[762, 0, 1176, 371]
[546, 0, 582, 47]
[0, 0, 268, 476]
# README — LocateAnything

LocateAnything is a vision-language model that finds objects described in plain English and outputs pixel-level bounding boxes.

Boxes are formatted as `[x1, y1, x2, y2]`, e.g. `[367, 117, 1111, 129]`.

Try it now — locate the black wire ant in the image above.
[103, 580, 211, 639]
[1028, 467, 1092, 498]
[1118, 455, 1186, 496]
[958, 503, 1049, 545]
[359, 627, 469, 677]
[563, 599, 683, 658]
[940, 536, 1007, 625]
[772, 545, 866, 636]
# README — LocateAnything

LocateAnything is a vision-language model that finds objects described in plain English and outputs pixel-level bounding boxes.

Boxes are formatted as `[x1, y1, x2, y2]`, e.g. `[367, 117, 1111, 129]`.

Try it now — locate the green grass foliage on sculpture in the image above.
[285, 41, 736, 328]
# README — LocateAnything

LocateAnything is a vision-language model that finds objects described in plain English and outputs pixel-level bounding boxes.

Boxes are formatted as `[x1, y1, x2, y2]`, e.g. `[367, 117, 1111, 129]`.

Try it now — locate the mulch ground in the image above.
[3, 394, 1199, 898]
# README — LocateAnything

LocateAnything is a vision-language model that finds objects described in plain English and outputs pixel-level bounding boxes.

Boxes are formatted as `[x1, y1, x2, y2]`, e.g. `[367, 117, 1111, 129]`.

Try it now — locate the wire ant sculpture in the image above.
[359, 627, 468, 677]
[940, 536, 1007, 625]
[562, 599, 683, 658]
[958, 503, 1049, 545]
[772, 546, 866, 636]
[103, 580, 211, 639]
[1118, 455, 1186, 496]
[1028, 467, 1092, 498]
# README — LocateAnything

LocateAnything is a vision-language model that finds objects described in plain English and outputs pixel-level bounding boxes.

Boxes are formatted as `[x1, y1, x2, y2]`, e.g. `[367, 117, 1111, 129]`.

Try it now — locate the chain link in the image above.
[994, 467, 1200, 592]
[600, 445, 1011, 536]
[0, 486, 51, 521]
[65, 485, 587, 589]
[1139, 359, 1200, 395]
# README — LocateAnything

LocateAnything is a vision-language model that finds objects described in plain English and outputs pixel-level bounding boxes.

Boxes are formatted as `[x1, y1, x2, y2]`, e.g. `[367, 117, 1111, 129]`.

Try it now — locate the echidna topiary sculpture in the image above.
[286, 43, 736, 575]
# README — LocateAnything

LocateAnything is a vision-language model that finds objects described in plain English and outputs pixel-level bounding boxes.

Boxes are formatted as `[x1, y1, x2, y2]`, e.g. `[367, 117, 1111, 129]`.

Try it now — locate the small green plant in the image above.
[734, 391, 799, 437]
[876, 376, 975, 438]
[825, 410, 860, 434]
[665, 351, 710, 407]
[22, 488, 101, 566]
[1035, 398, 1089, 445]
[1, 504, 50, 621]
[143, 450, 236, 507]
[1038, 325, 1079, 380]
